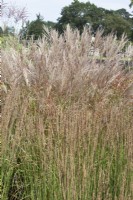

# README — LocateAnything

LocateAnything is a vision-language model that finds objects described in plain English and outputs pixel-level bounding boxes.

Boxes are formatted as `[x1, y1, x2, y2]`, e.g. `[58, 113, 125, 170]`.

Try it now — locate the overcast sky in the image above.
[3, 0, 133, 22]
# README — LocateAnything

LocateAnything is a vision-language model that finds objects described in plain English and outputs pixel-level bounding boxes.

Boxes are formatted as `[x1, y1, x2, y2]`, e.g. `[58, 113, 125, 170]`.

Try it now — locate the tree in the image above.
[26, 14, 45, 40]
[102, 13, 132, 38]
[55, 0, 133, 40]
[114, 8, 132, 19]
[19, 21, 30, 39]
[44, 21, 56, 29]
[20, 14, 56, 40]
[129, 0, 133, 7]
[55, 0, 105, 33]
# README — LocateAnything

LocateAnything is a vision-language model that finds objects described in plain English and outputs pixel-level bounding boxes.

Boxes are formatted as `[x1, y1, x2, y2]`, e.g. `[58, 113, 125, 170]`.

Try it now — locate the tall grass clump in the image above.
[1, 26, 133, 200]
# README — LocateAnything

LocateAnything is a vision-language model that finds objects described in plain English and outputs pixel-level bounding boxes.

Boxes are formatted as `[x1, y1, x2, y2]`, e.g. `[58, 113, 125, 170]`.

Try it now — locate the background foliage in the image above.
[1, 0, 133, 41]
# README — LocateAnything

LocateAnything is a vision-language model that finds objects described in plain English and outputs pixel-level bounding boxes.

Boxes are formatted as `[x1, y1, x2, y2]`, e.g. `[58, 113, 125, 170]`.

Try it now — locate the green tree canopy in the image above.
[27, 13, 45, 40]
[56, 0, 106, 33]
[19, 1, 133, 41]
[102, 13, 132, 38]
[55, 0, 133, 40]
[19, 14, 56, 40]
[114, 8, 132, 19]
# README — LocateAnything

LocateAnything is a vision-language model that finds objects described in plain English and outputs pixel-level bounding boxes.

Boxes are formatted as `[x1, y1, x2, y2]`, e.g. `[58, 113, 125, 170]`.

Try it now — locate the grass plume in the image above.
[1, 26, 133, 199]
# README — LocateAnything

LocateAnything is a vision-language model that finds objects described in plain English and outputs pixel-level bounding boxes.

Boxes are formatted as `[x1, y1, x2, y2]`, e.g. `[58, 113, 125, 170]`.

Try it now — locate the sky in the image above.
[2, 0, 133, 23]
